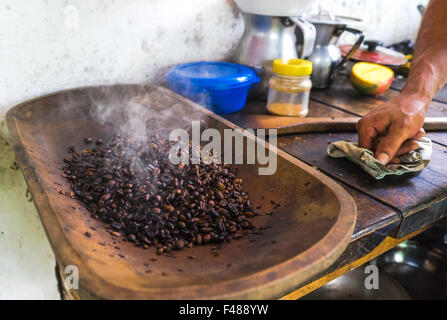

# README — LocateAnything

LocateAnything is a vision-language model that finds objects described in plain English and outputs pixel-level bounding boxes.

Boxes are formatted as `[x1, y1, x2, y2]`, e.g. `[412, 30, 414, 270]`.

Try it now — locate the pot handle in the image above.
[335, 27, 365, 71]
[289, 17, 316, 59]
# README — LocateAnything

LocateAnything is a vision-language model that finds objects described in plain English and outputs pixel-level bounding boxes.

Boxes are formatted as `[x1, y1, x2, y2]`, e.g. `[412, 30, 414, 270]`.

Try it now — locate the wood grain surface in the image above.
[278, 132, 447, 215]
[222, 72, 447, 298]
[6, 85, 357, 300]
[223, 72, 447, 243]
[224, 90, 447, 240]
[311, 74, 447, 117]
[223, 115, 447, 135]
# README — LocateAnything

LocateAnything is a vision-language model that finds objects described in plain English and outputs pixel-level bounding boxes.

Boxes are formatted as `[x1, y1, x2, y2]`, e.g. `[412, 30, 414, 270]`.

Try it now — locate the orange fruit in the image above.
[351, 62, 394, 95]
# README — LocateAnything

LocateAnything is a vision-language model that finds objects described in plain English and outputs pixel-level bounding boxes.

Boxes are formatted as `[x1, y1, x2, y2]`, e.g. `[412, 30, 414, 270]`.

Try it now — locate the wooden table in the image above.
[222, 71, 447, 299]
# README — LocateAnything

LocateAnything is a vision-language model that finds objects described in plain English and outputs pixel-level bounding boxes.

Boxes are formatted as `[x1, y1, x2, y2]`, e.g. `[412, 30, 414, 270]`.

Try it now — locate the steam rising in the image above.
[87, 84, 206, 141]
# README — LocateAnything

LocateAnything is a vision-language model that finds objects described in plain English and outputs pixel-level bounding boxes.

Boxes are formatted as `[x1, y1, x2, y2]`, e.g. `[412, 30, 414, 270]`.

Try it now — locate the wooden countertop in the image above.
[221, 72, 447, 299]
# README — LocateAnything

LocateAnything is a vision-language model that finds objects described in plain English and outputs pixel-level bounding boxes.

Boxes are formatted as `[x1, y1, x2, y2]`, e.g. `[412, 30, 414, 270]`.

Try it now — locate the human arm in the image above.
[357, 0, 447, 164]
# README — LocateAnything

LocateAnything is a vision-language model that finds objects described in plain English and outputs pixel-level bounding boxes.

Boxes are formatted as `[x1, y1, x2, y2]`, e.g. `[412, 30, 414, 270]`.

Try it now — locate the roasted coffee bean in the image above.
[107, 180, 116, 188]
[111, 222, 122, 230]
[201, 227, 213, 233]
[175, 238, 185, 250]
[217, 182, 225, 191]
[241, 221, 251, 229]
[203, 233, 211, 244]
[100, 193, 111, 202]
[62, 134, 257, 254]
[217, 222, 226, 232]
[195, 234, 202, 245]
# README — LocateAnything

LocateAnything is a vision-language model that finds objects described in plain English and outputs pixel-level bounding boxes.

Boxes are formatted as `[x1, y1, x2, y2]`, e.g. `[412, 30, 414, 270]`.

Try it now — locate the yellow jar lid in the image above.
[273, 59, 312, 76]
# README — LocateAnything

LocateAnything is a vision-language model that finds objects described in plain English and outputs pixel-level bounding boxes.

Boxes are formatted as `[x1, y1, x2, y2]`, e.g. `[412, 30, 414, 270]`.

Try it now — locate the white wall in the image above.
[309, 0, 429, 45]
[0, 0, 430, 117]
[0, 0, 431, 299]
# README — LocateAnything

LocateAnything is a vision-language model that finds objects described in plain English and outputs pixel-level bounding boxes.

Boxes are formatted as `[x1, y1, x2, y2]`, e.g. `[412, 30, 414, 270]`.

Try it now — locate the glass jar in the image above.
[266, 59, 312, 117]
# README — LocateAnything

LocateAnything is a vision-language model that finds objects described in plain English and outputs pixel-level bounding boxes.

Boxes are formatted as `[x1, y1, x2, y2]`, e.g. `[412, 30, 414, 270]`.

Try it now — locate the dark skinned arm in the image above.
[357, 0, 447, 164]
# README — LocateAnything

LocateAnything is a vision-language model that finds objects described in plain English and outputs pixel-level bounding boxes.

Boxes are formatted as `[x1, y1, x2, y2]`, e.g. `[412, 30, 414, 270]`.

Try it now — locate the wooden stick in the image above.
[247, 117, 447, 135]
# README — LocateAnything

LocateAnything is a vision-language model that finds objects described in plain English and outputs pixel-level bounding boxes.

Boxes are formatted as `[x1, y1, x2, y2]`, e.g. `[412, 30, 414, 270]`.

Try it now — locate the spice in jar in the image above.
[266, 59, 312, 117]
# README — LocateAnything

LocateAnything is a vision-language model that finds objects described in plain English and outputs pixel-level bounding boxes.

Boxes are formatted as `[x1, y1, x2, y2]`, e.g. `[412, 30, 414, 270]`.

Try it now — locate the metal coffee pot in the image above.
[304, 11, 364, 89]
[232, 12, 316, 98]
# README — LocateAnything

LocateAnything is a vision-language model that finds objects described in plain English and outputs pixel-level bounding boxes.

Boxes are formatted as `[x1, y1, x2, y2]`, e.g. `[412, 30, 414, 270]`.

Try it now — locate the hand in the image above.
[356, 94, 427, 164]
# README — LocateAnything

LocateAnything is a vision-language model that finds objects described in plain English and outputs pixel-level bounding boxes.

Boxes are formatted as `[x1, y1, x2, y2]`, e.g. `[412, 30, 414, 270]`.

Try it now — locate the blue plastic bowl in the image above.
[165, 61, 259, 114]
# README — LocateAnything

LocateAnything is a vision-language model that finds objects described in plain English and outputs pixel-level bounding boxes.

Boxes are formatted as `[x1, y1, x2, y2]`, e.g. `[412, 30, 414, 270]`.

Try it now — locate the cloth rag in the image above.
[327, 137, 432, 179]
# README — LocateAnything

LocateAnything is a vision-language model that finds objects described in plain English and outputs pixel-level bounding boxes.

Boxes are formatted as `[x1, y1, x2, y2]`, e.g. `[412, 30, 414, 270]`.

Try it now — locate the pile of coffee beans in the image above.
[62, 134, 256, 254]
